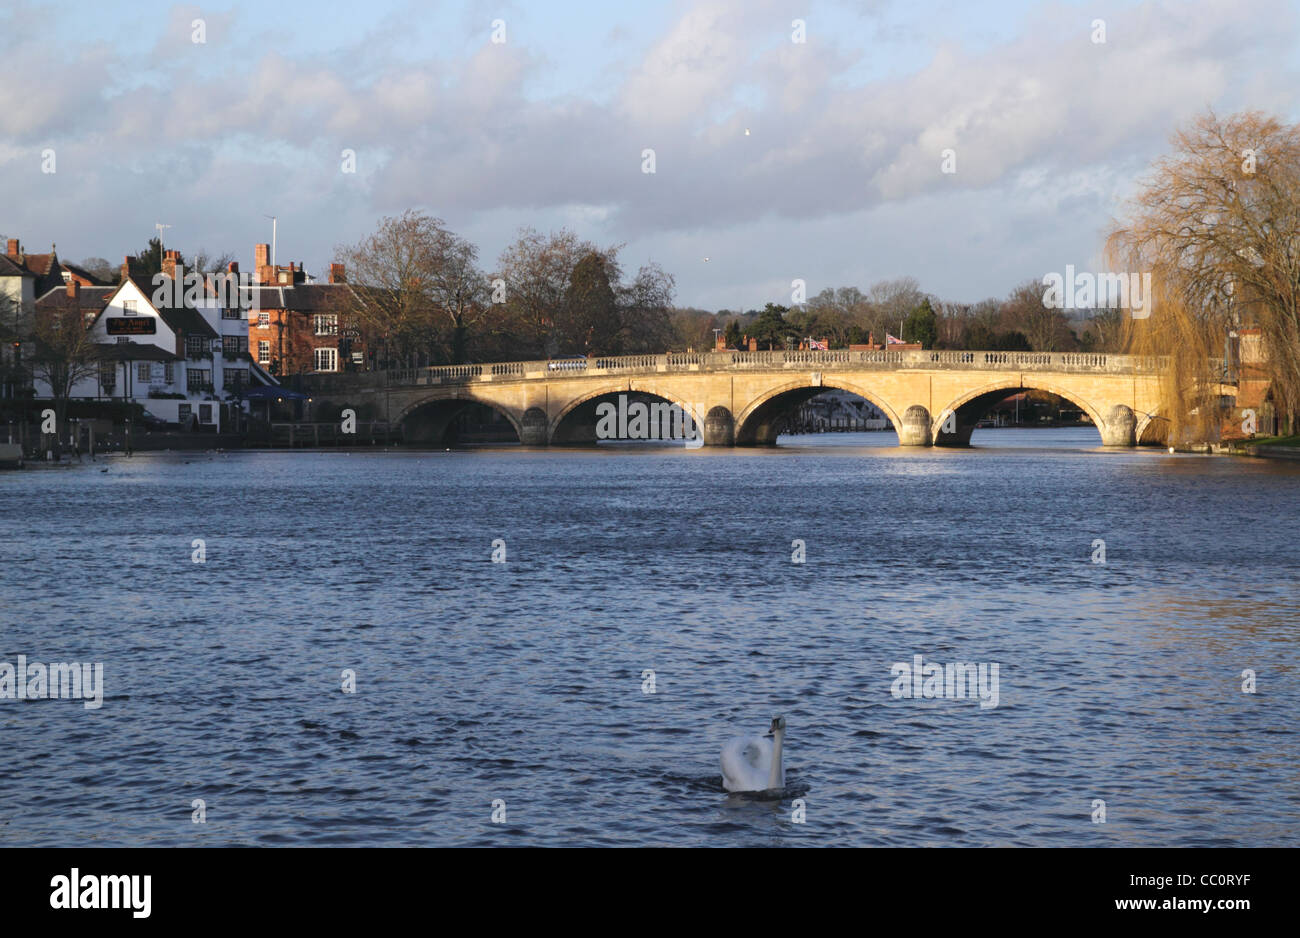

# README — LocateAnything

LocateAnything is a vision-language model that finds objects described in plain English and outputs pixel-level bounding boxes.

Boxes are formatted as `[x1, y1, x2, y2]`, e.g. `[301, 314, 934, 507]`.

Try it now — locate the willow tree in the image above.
[1106, 111, 1300, 441]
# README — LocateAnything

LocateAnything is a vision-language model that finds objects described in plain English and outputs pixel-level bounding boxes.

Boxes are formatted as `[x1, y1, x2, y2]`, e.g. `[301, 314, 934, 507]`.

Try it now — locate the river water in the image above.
[1, 427, 1297, 846]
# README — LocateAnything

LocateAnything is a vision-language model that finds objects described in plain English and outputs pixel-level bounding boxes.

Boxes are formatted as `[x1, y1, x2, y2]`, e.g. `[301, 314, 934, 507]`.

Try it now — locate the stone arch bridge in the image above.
[304, 349, 1174, 447]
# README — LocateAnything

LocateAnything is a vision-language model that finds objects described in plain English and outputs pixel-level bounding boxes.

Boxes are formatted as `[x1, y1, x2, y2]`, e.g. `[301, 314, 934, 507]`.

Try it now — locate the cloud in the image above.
[0, 0, 1295, 306]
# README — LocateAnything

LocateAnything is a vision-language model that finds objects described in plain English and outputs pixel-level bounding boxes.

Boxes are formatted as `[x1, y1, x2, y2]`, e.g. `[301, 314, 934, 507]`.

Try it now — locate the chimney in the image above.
[67, 279, 80, 299]
[121, 255, 133, 283]
[227, 261, 239, 274]
[5, 238, 17, 255]
[161, 249, 180, 280]
[328, 263, 345, 284]
[254, 243, 271, 284]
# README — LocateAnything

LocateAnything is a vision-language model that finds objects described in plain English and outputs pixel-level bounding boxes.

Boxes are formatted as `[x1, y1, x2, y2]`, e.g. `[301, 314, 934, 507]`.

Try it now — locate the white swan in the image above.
[720, 715, 786, 792]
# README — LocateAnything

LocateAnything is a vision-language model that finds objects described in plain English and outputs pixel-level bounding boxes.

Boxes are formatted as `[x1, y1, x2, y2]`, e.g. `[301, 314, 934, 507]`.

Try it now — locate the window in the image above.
[224, 368, 247, 392]
[187, 368, 211, 391]
[257, 312, 269, 328]
[116, 336, 130, 344]
[313, 348, 338, 372]
[123, 300, 137, 317]
[186, 335, 207, 358]
[137, 363, 151, 382]
[164, 362, 174, 384]
[221, 307, 242, 320]
[257, 340, 270, 364]
[222, 336, 243, 357]
[199, 404, 213, 423]
[99, 362, 116, 393]
[314, 314, 338, 336]
[178, 403, 191, 425]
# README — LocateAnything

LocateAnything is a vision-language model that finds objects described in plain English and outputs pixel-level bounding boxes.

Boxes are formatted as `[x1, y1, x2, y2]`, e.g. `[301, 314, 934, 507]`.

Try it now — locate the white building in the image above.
[31, 253, 273, 430]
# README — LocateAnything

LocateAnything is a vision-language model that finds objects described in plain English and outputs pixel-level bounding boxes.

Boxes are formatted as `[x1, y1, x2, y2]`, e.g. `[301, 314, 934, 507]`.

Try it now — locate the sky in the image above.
[2, 0, 1297, 311]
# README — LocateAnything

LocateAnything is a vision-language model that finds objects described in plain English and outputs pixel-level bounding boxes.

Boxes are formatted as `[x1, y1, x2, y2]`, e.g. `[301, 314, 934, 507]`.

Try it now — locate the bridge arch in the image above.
[1135, 410, 1170, 446]
[933, 380, 1105, 446]
[549, 383, 709, 444]
[396, 391, 523, 445]
[734, 380, 903, 445]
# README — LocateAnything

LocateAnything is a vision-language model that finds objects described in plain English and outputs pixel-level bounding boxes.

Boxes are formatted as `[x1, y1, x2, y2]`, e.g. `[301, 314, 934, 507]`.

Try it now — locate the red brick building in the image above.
[244, 244, 370, 377]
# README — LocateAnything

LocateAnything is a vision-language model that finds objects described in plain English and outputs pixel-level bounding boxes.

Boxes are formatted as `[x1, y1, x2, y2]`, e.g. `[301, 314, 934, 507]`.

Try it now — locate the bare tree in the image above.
[77, 257, 119, 284]
[190, 249, 237, 275]
[1001, 280, 1075, 351]
[335, 211, 444, 367]
[1077, 307, 1124, 353]
[422, 225, 489, 364]
[866, 277, 924, 341]
[28, 305, 101, 455]
[493, 227, 602, 359]
[617, 261, 675, 354]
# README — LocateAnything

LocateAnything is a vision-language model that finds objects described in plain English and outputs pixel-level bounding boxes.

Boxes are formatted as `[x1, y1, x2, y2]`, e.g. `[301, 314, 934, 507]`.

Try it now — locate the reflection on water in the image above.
[0, 428, 1296, 846]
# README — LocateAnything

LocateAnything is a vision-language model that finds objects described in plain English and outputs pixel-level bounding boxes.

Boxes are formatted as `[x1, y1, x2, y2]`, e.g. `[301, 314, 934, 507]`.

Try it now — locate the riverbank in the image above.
[1224, 434, 1300, 460]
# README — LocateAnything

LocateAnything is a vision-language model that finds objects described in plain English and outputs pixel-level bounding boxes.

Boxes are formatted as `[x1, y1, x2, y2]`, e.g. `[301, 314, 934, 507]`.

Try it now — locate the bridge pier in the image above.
[1099, 404, 1137, 447]
[703, 406, 735, 446]
[898, 405, 933, 446]
[521, 407, 549, 446]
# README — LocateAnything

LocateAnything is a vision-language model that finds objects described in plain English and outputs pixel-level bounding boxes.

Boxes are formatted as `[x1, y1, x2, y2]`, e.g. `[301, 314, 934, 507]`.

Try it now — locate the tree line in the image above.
[334, 213, 676, 367]
[668, 278, 1122, 354]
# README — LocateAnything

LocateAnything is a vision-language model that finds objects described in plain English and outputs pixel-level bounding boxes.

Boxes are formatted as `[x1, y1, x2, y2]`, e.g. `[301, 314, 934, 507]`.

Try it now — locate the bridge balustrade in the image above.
[299, 349, 1181, 395]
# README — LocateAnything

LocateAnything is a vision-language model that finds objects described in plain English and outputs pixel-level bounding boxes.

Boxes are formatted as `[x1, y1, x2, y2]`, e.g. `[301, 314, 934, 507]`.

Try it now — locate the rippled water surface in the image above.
[2, 428, 1298, 846]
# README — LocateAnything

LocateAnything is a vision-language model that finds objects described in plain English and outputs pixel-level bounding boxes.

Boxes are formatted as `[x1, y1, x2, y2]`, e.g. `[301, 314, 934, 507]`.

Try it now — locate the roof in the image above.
[0, 255, 35, 278]
[247, 282, 368, 313]
[34, 285, 115, 315]
[14, 252, 56, 276]
[121, 275, 218, 338]
[248, 359, 279, 387]
[1, 249, 63, 295]
[61, 262, 113, 286]
[94, 343, 182, 362]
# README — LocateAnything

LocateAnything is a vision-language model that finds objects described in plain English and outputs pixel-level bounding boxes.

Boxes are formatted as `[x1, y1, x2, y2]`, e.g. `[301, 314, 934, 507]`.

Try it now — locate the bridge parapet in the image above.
[304, 349, 1174, 393]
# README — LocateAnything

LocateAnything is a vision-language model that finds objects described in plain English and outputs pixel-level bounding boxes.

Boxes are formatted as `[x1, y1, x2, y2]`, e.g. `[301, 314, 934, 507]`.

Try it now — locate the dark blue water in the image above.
[1, 428, 1297, 846]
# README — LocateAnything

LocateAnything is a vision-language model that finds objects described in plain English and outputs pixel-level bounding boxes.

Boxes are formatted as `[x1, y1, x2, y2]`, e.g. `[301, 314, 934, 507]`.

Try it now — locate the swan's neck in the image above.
[767, 729, 784, 790]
